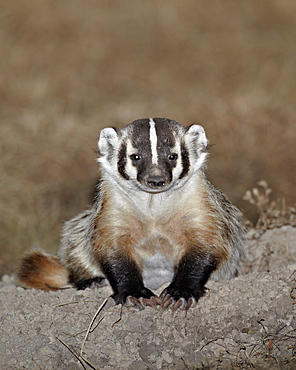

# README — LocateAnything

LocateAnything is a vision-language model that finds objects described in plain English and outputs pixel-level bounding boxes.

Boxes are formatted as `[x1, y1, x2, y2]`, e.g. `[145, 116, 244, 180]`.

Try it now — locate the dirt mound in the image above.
[1, 226, 296, 369]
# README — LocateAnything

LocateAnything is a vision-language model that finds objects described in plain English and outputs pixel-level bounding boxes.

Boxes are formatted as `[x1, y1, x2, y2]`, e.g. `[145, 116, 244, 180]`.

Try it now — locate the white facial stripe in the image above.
[149, 118, 158, 165]
[125, 140, 138, 179]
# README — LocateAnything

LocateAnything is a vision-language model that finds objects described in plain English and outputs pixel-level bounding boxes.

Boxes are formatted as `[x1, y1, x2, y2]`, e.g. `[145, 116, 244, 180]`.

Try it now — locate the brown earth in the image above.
[1, 225, 295, 369]
[1, 0, 296, 275]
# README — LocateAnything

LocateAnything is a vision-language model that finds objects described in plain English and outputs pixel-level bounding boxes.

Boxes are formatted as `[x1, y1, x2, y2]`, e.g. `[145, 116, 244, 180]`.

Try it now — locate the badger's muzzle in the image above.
[146, 175, 167, 189]
[139, 167, 172, 192]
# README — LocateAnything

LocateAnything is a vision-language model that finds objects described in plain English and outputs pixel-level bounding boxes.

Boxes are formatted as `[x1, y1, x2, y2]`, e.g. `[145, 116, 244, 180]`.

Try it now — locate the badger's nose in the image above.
[146, 176, 167, 189]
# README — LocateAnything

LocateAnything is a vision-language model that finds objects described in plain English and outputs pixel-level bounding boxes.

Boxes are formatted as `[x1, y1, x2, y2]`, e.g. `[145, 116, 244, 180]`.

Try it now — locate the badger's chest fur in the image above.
[19, 118, 245, 312]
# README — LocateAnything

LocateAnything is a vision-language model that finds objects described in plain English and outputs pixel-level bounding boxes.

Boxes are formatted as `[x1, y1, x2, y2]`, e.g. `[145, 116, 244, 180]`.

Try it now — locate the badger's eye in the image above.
[168, 153, 178, 161]
[130, 154, 141, 161]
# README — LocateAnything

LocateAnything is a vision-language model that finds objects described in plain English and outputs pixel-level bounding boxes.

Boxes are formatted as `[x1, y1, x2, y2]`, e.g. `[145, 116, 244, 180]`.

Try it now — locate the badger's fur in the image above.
[18, 118, 245, 311]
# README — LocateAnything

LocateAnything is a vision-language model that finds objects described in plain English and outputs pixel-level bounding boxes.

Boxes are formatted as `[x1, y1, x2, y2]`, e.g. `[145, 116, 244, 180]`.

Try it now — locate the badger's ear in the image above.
[186, 124, 209, 152]
[97, 127, 119, 157]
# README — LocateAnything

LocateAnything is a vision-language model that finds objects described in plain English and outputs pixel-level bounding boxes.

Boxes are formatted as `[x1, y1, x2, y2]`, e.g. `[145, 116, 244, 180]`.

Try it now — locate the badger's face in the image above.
[97, 118, 209, 193]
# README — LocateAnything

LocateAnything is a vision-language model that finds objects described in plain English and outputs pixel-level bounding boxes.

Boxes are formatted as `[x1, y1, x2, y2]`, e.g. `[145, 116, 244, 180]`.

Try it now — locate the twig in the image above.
[52, 301, 80, 308]
[89, 317, 104, 333]
[111, 304, 123, 327]
[55, 335, 99, 369]
[52, 299, 107, 308]
[199, 337, 224, 351]
[79, 299, 108, 358]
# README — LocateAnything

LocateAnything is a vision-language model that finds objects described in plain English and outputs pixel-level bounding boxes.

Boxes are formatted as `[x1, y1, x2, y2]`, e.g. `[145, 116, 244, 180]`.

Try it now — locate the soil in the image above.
[1, 226, 296, 370]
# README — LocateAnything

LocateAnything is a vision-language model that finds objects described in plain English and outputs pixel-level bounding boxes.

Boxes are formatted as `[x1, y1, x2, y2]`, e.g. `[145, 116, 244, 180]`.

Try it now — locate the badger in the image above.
[18, 118, 245, 311]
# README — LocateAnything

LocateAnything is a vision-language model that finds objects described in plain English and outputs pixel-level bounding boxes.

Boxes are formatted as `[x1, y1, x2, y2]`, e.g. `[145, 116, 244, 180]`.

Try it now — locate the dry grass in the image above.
[244, 180, 296, 230]
[1, 0, 296, 274]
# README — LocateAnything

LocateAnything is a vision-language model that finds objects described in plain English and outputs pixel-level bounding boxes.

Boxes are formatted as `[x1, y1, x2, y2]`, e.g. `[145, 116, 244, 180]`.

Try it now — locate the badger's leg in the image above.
[66, 264, 106, 290]
[99, 253, 161, 308]
[161, 249, 218, 312]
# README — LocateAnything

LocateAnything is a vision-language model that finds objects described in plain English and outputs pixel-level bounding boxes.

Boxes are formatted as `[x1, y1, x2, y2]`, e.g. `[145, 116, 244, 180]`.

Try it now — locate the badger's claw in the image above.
[125, 295, 161, 309]
[185, 297, 196, 311]
[160, 289, 197, 312]
[126, 296, 143, 309]
[161, 294, 174, 310]
[143, 296, 162, 307]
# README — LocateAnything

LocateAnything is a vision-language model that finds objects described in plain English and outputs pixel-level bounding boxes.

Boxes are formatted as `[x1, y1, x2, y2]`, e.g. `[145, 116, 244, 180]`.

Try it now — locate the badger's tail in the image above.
[18, 251, 69, 291]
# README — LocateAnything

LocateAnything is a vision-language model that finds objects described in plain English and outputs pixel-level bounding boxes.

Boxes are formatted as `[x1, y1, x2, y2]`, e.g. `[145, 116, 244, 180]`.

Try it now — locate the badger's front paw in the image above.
[160, 284, 206, 312]
[111, 287, 161, 309]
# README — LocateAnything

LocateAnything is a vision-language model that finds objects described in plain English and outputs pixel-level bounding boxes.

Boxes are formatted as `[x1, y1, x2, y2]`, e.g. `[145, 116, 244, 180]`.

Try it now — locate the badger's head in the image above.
[97, 118, 209, 193]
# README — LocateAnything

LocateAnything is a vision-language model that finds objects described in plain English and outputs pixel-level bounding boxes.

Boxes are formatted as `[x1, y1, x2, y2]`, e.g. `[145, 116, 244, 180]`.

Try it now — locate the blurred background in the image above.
[1, 0, 296, 275]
